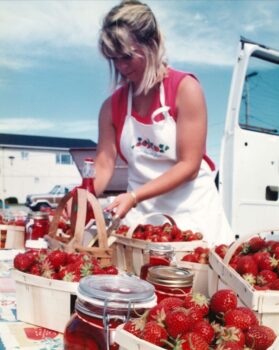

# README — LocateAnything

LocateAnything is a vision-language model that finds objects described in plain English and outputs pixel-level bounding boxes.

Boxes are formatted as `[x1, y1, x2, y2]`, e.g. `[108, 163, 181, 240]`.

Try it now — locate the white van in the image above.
[219, 37, 279, 237]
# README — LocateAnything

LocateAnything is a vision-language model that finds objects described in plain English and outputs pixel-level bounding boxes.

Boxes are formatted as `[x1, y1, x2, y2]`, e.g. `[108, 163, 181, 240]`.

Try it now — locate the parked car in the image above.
[25, 184, 78, 211]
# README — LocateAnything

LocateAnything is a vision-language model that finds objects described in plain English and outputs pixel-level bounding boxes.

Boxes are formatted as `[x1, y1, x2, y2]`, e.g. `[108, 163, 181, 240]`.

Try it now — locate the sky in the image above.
[0, 0, 279, 168]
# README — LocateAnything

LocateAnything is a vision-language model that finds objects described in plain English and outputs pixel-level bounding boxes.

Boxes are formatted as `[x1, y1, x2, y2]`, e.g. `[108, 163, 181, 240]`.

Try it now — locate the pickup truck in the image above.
[25, 184, 78, 211]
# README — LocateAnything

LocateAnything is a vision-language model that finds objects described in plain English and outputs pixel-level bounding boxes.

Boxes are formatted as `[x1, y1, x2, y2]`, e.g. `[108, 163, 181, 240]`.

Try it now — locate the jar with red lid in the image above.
[146, 266, 194, 303]
[140, 243, 176, 280]
[25, 212, 50, 241]
[64, 274, 156, 350]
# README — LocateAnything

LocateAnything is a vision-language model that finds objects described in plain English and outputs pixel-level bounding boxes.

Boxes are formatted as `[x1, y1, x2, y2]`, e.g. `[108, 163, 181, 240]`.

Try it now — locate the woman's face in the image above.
[112, 45, 146, 87]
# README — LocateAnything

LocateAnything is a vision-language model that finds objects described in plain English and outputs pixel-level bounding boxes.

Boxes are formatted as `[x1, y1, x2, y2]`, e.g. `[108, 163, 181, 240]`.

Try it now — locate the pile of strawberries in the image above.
[215, 236, 279, 290]
[13, 249, 118, 282]
[181, 247, 210, 264]
[115, 223, 203, 242]
[123, 289, 277, 350]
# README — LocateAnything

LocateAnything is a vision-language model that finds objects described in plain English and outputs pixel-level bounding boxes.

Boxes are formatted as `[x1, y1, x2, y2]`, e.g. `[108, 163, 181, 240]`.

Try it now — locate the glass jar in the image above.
[64, 274, 156, 350]
[146, 266, 194, 303]
[140, 243, 176, 280]
[25, 212, 50, 241]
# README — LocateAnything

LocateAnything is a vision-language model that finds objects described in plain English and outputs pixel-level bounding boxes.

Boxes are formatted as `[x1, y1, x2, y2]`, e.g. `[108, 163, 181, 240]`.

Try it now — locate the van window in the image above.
[239, 53, 279, 135]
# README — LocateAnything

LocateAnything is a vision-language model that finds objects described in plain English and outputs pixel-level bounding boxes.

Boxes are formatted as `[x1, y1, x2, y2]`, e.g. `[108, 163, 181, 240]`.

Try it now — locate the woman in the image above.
[94, 0, 234, 246]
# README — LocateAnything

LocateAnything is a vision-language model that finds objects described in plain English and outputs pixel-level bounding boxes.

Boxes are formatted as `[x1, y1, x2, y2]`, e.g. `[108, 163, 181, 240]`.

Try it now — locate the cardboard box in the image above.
[12, 269, 78, 333]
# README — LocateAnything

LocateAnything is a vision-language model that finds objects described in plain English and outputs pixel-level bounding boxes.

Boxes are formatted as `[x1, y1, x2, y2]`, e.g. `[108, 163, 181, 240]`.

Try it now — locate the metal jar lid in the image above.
[147, 243, 174, 254]
[146, 266, 194, 287]
[77, 274, 156, 307]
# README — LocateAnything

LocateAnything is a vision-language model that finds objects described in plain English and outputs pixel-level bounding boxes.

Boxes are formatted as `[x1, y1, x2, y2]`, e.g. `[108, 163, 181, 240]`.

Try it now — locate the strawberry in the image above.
[258, 255, 278, 271]
[269, 278, 279, 290]
[217, 326, 245, 348]
[47, 249, 68, 270]
[147, 297, 183, 323]
[235, 307, 259, 326]
[215, 244, 229, 259]
[242, 273, 256, 286]
[245, 325, 276, 350]
[165, 308, 192, 338]
[256, 270, 277, 286]
[191, 319, 214, 344]
[179, 332, 209, 350]
[236, 255, 258, 276]
[183, 292, 209, 316]
[248, 236, 266, 252]
[181, 253, 199, 263]
[186, 306, 204, 322]
[123, 317, 146, 337]
[14, 252, 35, 272]
[40, 258, 56, 279]
[142, 321, 168, 346]
[210, 289, 237, 315]
[29, 264, 41, 276]
[252, 251, 270, 265]
[224, 307, 258, 331]
[102, 265, 118, 275]
[216, 341, 243, 350]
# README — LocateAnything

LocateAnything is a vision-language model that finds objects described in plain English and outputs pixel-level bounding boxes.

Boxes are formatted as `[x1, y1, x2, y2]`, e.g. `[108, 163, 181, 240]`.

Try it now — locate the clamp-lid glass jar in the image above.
[25, 212, 50, 241]
[140, 243, 176, 280]
[64, 274, 156, 350]
[146, 266, 194, 303]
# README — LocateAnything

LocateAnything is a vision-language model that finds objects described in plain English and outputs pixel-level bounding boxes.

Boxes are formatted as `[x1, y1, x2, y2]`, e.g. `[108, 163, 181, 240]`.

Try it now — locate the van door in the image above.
[219, 37, 279, 237]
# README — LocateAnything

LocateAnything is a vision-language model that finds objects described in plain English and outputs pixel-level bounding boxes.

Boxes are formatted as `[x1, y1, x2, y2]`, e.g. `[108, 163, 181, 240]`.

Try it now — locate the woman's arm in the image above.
[107, 75, 207, 217]
[94, 97, 118, 196]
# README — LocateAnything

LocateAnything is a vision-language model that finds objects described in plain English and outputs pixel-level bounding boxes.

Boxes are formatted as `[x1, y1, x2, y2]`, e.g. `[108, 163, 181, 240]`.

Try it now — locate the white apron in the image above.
[119, 83, 234, 246]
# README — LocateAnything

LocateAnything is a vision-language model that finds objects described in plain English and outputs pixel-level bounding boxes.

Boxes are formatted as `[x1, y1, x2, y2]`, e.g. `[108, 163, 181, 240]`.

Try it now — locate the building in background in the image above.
[0, 133, 96, 204]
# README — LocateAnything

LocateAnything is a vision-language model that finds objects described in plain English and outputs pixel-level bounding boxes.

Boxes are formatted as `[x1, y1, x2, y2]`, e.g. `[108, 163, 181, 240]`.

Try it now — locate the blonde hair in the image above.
[99, 0, 167, 95]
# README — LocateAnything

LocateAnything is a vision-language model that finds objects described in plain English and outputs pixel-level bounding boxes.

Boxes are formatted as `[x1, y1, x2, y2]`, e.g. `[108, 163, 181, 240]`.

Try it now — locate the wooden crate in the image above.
[0, 224, 25, 249]
[12, 269, 78, 333]
[115, 324, 279, 350]
[208, 229, 279, 334]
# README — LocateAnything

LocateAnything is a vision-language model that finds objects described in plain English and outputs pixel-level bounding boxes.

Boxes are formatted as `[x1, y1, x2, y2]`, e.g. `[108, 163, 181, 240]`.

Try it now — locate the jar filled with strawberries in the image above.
[64, 275, 157, 350]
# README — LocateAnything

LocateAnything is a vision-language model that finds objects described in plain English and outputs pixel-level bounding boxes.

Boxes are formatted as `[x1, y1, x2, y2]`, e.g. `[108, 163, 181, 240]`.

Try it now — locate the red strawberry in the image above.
[123, 317, 145, 338]
[102, 265, 118, 275]
[183, 292, 209, 316]
[191, 319, 215, 344]
[179, 332, 209, 350]
[14, 252, 35, 272]
[236, 255, 258, 276]
[269, 278, 279, 290]
[217, 326, 245, 348]
[224, 307, 258, 331]
[245, 325, 276, 350]
[258, 255, 278, 271]
[29, 264, 41, 276]
[235, 307, 259, 326]
[47, 250, 68, 270]
[165, 308, 192, 338]
[216, 341, 243, 350]
[248, 236, 266, 252]
[252, 251, 270, 265]
[242, 273, 256, 286]
[186, 306, 204, 322]
[142, 321, 168, 346]
[181, 253, 199, 263]
[147, 297, 183, 323]
[256, 270, 277, 286]
[210, 289, 237, 315]
[215, 244, 229, 259]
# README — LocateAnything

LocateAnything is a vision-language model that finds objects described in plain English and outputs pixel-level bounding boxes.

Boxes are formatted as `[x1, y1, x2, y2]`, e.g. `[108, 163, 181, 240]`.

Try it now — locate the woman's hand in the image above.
[105, 192, 136, 219]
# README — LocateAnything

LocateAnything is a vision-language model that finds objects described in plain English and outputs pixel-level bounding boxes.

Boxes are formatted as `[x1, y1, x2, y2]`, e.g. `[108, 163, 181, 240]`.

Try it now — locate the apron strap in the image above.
[127, 84, 133, 116]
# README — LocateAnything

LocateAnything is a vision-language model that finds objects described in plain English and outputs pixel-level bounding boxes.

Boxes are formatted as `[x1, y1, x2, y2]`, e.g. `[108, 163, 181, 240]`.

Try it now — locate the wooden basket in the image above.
[208, 229, 279, 334]
[45, 188, 112, 266]
[0, 224, 25, 249]
[110, 213, 208, 276]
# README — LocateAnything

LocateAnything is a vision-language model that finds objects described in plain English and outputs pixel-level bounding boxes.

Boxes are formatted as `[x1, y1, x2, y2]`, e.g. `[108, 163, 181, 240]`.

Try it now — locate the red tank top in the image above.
[111, 67, 215, 170]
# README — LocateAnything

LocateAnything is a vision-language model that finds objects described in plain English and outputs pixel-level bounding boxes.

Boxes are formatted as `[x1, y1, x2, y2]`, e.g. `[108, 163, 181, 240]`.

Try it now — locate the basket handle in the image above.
[223, 228, 279, 265]
[125, 212, 176, 239]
